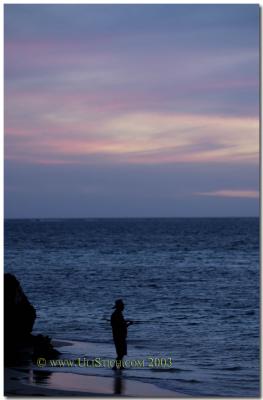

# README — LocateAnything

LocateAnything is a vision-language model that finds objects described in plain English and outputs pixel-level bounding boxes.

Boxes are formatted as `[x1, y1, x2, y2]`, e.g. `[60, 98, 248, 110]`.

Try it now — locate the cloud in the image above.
[5, 5, 259, 122]
[5, 109, 259, 165]
[196, 189, 259, 198]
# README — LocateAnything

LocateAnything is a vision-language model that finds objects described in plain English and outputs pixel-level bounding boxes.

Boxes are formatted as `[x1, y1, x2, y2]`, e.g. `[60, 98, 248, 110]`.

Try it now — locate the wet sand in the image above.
[5, 339, 188, 397]
[5, 367, 188, 397]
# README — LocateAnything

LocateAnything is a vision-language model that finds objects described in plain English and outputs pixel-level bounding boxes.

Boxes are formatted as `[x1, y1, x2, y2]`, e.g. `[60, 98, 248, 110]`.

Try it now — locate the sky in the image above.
[4, 4, 259, 218]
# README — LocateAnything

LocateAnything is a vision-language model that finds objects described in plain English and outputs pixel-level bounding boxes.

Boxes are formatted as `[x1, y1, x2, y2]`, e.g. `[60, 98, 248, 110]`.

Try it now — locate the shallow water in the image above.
[5, 218, 259, 396]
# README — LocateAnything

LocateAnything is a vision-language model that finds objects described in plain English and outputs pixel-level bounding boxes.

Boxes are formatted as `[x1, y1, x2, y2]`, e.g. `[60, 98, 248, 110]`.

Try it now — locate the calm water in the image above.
[5, 218, 259, 396]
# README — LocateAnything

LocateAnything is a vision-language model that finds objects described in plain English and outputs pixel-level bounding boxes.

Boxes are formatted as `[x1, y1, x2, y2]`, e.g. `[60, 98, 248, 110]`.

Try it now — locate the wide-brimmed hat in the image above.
[113, 299, 124, 308]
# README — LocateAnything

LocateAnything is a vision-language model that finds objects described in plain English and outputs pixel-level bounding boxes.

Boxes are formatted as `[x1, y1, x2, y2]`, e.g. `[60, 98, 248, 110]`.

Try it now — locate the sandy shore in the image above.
[5, 339, 188, 397]
[5, 367, 188, 397]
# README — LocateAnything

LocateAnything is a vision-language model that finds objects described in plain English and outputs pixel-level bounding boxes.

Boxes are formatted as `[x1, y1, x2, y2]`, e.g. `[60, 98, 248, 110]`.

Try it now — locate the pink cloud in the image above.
[196, 190, 259, 199]
[4, 109, 259, 166]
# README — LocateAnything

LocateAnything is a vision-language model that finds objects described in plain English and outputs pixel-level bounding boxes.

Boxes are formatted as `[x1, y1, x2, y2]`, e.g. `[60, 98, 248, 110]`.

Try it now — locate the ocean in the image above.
[4, 218, 259, 396]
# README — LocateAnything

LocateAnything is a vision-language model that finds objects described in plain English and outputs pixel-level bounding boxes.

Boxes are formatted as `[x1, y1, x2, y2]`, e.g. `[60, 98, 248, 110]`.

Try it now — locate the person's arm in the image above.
[126, 320, 133, 326]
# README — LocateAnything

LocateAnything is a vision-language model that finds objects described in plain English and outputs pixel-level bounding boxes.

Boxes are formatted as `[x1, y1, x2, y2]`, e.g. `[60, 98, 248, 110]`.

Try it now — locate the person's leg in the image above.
[113, 340, 125, 370]
[118, 356, 124, 369]
[112, 359, 118, 370]
[113, 354, 123, 370]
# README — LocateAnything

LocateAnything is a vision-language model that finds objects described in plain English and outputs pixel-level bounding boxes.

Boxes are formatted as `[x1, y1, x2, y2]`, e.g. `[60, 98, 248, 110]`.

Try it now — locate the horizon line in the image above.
[4, 216, 259, 220]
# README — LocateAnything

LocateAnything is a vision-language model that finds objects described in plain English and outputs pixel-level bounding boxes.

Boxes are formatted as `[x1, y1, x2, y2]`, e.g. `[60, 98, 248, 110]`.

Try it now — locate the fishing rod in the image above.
[103, 319, 172, 324]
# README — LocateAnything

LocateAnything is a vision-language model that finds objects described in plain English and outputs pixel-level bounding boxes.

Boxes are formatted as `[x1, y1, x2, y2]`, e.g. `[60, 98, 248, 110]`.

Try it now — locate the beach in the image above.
[5, 338, 188, 397]
[5, 367, 188, 397]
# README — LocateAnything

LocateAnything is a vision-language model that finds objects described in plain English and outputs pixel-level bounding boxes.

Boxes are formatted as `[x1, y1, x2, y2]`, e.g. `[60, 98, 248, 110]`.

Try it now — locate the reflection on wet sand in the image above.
[28, 369, 52, 385]
[114, 370, 124, 395]
[24, 370, 180, 396]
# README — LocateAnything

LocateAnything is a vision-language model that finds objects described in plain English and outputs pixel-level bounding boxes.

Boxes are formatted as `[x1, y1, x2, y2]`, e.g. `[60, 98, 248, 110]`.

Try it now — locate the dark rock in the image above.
[4, 273, 60, 366]
[4, 273, 36, 342]
[32, 334, 60, 360]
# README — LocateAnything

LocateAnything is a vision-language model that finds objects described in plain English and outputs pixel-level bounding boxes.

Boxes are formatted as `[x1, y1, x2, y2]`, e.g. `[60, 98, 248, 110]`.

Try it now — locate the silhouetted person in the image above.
[111, 299, 133, 369]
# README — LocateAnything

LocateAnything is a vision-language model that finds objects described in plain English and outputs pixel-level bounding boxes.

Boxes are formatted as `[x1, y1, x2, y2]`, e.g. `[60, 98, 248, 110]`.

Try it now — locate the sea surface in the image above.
[5, 218, 260, 396]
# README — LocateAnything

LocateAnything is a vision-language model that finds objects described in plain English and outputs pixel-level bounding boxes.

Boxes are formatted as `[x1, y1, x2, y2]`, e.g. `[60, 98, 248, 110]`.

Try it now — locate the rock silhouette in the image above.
[4, 273, 59, 365]
[4, 273, 36, 340]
